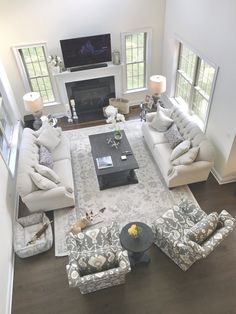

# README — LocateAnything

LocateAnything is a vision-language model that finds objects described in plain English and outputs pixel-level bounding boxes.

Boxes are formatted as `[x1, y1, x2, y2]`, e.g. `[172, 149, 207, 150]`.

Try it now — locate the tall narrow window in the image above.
[122, 29, 151, 92]
[175, 43, 217, 127]
[0, 93, 13, 163]
[14, 43, 55, 104]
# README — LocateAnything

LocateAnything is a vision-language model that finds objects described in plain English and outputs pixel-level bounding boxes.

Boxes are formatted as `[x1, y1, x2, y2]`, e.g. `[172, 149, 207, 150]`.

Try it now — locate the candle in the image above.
[70, 99, 75, 107]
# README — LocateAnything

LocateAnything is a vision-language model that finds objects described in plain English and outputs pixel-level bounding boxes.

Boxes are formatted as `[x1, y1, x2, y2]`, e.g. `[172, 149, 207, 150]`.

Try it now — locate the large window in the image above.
[0, 93, 14, 163]
[175, 43, 217, 127]
[14, 43, 56, 104]
[122, 29, 151, 92]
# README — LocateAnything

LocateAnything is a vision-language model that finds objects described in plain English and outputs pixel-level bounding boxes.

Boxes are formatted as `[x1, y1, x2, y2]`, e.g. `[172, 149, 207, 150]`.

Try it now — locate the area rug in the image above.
[54, 119, 199, 257]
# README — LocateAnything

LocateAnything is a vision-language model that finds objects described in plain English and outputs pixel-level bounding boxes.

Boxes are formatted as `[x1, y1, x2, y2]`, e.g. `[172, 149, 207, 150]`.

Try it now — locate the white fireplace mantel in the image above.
[54, 63, 123, 108]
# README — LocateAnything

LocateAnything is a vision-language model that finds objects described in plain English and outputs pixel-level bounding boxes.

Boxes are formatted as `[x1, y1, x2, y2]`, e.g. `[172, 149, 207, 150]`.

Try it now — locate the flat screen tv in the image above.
[60, 34, 112, 68]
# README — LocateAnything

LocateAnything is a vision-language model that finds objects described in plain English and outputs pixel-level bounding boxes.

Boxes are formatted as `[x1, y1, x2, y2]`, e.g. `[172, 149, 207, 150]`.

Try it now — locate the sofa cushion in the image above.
[37, 127, 61, 151]
[195, 140, 215, 162]
[51, 134, 71, 161]
[77, 247, 118, 276]
[186, 212, 219, 244]
[172, 147, 199, 166]
[159, 105, 172, 118]
[53, 159, 74, 192]
[35, 164, 60, 184]
[150, 110, 173, 132]
[39, 145, 54, 169]
[30, 172, 57, 190]
[153, 143, 173, 180]
[170, 140, 191, 162]
[164, 123, 184, 149]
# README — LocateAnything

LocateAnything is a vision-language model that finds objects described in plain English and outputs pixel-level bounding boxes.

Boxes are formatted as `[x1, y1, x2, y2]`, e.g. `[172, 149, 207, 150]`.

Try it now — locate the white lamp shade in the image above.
[23, 92, 43, 112]
[149, 75, 166, 94]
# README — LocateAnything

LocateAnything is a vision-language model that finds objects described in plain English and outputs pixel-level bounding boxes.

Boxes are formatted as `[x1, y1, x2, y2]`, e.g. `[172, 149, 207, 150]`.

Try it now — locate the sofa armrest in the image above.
[22, 186, 75, 212]
[146, 112, 156, 122]
[167, 160, 213, 187]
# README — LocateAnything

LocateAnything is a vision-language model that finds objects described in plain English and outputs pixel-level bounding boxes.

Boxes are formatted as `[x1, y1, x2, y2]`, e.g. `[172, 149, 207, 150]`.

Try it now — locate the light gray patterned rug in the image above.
[54, 119, 198, 256]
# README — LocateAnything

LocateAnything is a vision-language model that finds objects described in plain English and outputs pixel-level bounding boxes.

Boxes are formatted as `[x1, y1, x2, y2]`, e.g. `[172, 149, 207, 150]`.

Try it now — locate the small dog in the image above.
[70, 211, 94, 234]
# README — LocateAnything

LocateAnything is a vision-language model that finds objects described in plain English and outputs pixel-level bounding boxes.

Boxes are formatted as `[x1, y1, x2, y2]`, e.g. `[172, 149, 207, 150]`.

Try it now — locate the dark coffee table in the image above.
[89, 130, 139, 190]
[120, 222, 154, 267]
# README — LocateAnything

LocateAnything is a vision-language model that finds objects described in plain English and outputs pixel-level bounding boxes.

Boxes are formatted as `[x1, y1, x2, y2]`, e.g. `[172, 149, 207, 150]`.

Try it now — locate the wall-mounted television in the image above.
[60, 34, 112, 69]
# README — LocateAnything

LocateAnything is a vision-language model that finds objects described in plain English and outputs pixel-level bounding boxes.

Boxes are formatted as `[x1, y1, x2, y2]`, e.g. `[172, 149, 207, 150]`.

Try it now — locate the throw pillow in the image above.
[170, 140, 191, 162]
[172, 146, 199, 166]
[37, 127, 61, 151]
[164, 123, 184, 149]
[30, 172, 57, 190]
[186, 212, 219, 244]
[77, 247, 118, 276]
[150, 109, 173, 132]
[39, 145, 54, 169]
[35, 164, 60, 184]
[159, 105, 173, 118]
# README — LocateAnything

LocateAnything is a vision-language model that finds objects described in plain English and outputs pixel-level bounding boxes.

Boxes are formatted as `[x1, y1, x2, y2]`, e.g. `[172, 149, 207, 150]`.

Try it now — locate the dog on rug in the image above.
[69, 207, 106, 234]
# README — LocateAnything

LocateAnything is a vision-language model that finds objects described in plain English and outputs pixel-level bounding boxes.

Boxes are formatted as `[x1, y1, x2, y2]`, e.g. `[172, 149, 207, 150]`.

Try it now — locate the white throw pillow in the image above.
[172, 147, 199, 166]
[35, 164, 60, 184]
[150, 110, 173, 132]
[170, 140, 191, 162]
[159, 105, 172, 118]
[30, 172, 57, 190]
[37, 127, 61, 151]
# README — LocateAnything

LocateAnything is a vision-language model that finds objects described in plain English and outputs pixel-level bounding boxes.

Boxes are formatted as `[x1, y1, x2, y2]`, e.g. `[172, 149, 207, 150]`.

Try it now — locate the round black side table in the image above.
[120, 222, 154, 267]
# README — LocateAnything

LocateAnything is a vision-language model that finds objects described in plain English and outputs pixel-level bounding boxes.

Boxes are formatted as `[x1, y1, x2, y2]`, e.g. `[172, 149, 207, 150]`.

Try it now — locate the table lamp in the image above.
[23, 92, 43, 130]
[149, 75, 166, 105]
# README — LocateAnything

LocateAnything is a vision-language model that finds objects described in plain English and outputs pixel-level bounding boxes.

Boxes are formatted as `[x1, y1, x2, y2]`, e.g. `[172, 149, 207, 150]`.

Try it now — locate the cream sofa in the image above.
[17, 127, 75, 212]
[142, 104, 215, 188]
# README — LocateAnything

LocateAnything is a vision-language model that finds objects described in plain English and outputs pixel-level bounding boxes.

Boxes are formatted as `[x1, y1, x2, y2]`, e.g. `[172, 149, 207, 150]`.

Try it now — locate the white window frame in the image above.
[174, 41, 218, 131]
[0, 61, 21, 177]
[13, 42, 60, 106]
[121, 28, 152, 94]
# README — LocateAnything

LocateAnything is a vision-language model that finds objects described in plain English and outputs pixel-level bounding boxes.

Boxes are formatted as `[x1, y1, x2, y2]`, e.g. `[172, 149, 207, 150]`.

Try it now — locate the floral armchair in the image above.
[66, 222, 131, 294]
[152, 199, 235, 271]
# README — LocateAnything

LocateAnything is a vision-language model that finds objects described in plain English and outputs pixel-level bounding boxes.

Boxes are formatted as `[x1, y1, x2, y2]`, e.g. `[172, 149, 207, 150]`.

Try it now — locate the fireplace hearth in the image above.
[66, 76, 115, 122]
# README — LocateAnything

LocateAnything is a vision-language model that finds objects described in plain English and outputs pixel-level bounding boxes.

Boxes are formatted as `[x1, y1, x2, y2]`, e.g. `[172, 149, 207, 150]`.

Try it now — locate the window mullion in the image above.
[189, 56, 200, 111]
[0, 121, 11, 147]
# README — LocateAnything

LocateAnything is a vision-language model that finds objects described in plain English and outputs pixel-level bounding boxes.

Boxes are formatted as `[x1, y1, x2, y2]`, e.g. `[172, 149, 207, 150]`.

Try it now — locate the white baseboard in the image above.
[211, 168, 236, 184]
[5, 193, 19, 314]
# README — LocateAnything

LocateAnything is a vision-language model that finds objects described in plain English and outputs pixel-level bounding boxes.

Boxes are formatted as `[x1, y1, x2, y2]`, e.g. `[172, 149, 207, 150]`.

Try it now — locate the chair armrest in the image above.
[66, 262, 81, 287]
[117, 250, 131, 273]
[200, 210, 235, 257]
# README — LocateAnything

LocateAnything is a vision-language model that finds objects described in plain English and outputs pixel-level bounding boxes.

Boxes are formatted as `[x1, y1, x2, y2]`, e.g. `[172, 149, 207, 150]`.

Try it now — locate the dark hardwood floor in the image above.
[12, 110, 236, 314]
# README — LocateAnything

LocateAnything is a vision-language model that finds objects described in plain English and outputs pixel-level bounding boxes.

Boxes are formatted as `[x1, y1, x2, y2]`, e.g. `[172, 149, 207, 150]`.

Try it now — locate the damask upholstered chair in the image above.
[152, 199, 235, 271]
[66, 222, 131, 294]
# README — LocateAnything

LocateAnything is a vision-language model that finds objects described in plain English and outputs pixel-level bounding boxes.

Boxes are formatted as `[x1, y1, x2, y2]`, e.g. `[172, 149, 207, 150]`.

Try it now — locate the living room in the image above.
[1, 0, 236, 313]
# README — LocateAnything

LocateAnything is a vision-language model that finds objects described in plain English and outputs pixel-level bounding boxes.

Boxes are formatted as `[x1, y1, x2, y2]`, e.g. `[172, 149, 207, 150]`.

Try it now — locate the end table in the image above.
[120, 222, 154, 267]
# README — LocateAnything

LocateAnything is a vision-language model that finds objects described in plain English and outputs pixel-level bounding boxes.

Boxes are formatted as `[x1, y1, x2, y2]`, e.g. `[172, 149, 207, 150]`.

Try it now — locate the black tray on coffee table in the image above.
[89, 130, 139, 190]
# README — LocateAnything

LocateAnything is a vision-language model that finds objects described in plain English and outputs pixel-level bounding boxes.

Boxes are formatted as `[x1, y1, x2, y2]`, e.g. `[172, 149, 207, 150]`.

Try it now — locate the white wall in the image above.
[162, 0, 236, 182]
[0, 156, 16, 314]
[0, 0, 166, 117]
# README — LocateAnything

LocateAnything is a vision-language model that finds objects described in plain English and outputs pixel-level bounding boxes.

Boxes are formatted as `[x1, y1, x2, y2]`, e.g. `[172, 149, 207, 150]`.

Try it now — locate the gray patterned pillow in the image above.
[77, 247, 118, 276]
[186, 212, 219, 244]
[39, 145, 54, 169]
[164, 123, 184, 149]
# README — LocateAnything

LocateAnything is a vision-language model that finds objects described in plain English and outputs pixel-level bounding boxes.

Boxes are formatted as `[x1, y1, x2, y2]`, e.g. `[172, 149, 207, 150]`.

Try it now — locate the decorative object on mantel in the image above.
[105, 105, 125, 141]
[70, 99, 78, 121]
[65, 103, 73, 123]
[23, 92, 43, 130]
[149, 74, 166, 105]
[112, 49, 120, 65]
[48, 55, 63, 74]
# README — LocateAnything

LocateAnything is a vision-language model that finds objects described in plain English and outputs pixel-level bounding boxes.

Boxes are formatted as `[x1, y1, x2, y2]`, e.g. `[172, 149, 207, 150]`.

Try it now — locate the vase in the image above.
[114, 123, 122, 141]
